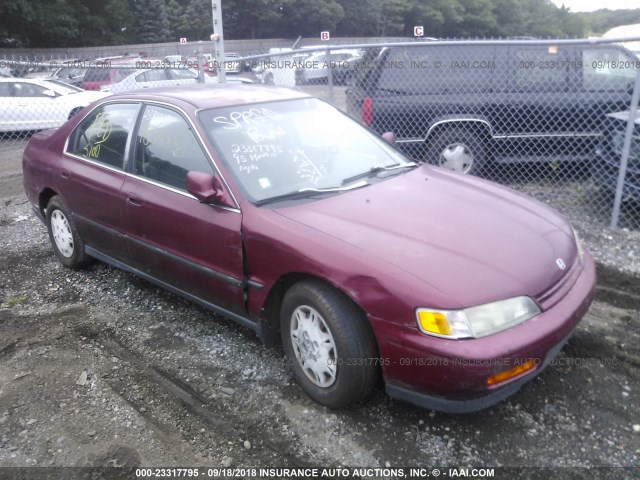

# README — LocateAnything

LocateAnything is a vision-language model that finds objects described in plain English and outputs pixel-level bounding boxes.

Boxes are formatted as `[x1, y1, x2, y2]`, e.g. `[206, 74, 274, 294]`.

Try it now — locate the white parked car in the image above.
[101, 68, 202, 93]
[101, 68, 253, 94]
[298, 49, 362, 83]
[0, 78, 109, 132]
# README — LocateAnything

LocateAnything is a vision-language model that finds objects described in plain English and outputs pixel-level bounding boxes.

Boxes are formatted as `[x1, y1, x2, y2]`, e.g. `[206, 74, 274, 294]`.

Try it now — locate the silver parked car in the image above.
[101, 68, 253, 94]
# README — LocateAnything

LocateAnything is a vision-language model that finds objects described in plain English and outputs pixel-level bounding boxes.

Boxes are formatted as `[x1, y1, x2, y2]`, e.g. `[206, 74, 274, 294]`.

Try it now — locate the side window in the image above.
[135, 105, 213, 190]
[13, 82, 51, 97]
[381, 46, 495, 95]
[582, 48, 637, 91]
[0, 83, 10, 96]
[68, 103, 139, 169]
[169, 69, 197, 80]
[139, 69, 167, 82]
[513, 47, 567, 92]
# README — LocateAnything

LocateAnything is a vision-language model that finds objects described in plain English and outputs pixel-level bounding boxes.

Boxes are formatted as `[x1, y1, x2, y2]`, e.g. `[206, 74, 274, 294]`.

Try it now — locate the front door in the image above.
[121, 104, 245, 315]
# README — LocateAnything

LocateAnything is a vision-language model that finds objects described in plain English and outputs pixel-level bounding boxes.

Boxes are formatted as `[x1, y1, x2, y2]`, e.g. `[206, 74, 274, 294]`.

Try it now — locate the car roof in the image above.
[111, 83, 311, 109]
[0, 77, 56, 86]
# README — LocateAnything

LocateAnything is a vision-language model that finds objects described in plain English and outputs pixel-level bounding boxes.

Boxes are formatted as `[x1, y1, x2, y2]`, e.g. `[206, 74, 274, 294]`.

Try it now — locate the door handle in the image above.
[126, 193, 144, 206]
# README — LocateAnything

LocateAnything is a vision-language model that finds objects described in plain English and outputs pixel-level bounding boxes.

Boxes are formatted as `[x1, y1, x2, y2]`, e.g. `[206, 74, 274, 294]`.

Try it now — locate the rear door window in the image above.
[67, 103, 140, 169]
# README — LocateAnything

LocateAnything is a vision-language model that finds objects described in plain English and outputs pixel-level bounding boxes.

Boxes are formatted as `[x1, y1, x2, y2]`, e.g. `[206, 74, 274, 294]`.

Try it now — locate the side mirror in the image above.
[186, 171, 234, 208]
[382, 132, 396, 144]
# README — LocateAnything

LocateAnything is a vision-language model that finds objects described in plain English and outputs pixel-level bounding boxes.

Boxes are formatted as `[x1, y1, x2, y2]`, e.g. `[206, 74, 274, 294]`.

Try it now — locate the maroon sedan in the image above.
[22, 84, 596, 412]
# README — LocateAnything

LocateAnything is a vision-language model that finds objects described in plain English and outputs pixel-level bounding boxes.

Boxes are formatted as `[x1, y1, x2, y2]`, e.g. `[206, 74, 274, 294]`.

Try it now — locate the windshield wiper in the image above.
[254, 180, 368, 206]
[341, 162, 417, 186]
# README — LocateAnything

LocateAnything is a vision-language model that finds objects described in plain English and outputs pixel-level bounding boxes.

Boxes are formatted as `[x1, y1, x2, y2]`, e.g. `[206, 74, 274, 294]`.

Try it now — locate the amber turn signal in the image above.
[486, 359, 537, 386]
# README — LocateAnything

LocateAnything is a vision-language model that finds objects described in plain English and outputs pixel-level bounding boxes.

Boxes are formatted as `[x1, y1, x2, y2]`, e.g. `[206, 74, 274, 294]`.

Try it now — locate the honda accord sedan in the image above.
[22, 84, 596, 412]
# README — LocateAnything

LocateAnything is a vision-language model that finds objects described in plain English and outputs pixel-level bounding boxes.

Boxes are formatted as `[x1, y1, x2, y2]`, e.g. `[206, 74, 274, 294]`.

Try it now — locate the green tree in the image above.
[280, 0, 345, 37]
[135, 0, 171, 43]
[222, 0, 284, 39]
[402, 0, 464, 38]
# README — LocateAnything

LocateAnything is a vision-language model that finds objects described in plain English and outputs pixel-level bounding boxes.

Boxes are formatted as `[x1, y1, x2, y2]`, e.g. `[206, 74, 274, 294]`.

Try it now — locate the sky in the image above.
[551, 0, 639, 12]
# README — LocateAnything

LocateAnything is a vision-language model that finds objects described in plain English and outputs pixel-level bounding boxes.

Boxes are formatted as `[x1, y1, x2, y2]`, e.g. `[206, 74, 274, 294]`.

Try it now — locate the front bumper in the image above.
[381, 251, 596, 413]
[386, 333, 571, 413]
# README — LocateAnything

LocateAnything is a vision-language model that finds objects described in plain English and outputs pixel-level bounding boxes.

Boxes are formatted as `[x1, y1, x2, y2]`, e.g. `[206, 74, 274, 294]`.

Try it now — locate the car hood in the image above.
[274, 166, 577, 308]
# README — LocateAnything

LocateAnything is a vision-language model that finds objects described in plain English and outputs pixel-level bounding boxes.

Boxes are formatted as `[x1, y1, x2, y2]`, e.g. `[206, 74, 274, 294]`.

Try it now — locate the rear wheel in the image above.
[428, 127, 487, 175]
[46, 195, 90, 269]
[281, 280, 378, 408]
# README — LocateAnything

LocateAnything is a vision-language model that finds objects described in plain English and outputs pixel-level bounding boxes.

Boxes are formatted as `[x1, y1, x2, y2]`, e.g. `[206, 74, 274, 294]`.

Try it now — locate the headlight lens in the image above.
[416, 296, 541, 339]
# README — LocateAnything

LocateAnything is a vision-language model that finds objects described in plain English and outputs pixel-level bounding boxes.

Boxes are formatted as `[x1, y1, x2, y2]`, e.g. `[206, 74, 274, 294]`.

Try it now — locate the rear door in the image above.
[120, 103, 245, 315]
[62, 102, 141, 260]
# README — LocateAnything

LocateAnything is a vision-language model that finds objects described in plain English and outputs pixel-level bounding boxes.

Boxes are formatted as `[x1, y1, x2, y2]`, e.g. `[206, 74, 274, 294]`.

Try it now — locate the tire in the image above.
[46, 195, 90, 269]
[281, 280, 378, 408]
[428, 127, 487, 175]
[68, 107, 83, 120]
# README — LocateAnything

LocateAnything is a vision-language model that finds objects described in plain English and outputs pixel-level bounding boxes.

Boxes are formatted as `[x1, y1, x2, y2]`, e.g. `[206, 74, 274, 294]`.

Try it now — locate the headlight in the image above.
[416, 296, 541, 339]
[571, 225, 584, 262]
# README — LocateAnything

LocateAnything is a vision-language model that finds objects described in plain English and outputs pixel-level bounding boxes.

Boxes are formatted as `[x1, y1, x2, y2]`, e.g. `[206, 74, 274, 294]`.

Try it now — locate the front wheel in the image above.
[281, 280, 378, 408]
[46, 195, 90, 269]
[428, 127, 487, 175]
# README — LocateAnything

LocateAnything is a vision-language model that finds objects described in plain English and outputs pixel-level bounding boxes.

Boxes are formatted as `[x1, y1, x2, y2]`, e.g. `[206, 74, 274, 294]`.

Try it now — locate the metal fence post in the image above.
[211, 0, 226, 83]
[197, 44, 205, 84]
[326, 44, 334, 103]
[610, 68, 640, 229]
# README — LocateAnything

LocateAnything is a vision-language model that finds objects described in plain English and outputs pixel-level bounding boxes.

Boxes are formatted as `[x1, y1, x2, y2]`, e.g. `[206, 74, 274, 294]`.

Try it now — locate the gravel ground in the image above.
[0, 138, 639, 477]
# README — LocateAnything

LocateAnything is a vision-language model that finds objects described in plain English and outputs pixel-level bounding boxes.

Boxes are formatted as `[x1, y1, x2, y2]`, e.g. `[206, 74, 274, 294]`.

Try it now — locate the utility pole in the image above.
[211, 0, 226, 83]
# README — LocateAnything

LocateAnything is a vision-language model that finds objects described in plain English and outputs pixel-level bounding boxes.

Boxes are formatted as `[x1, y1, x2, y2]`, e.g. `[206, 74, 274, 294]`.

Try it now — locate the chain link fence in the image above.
[1, 37, 639, 230]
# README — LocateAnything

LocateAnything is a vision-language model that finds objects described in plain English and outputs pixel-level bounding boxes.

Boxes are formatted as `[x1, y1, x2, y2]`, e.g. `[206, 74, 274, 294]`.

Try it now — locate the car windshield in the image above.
[199, 98, 412, 203]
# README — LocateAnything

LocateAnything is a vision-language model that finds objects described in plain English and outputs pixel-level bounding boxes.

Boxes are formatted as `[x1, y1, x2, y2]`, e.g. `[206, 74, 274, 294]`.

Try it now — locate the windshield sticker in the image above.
[258, 178, 272, 189]
[213, 107, 282, 130]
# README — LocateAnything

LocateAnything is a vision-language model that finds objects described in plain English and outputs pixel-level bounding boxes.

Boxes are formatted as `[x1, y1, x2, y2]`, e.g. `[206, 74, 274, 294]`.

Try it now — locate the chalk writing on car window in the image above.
[139, 125, 186, 159]
[82, 112, 112, 159]
[231, 144, 283, 155]
[232, 143, 283, 174]
[239, 163, 260, 174]
[213, 107, 282, 130]
[292, 148, 326, 185]
[247, 125, 287, 143]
